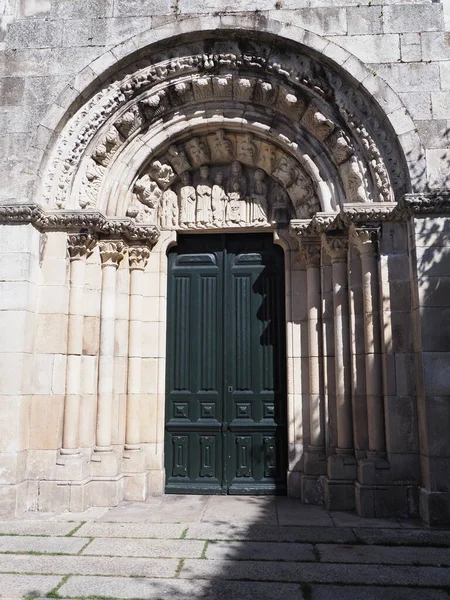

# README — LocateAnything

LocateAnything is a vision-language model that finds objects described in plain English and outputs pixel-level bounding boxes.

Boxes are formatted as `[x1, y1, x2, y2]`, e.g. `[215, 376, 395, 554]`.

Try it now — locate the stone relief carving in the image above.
[41, 41, 401, 214]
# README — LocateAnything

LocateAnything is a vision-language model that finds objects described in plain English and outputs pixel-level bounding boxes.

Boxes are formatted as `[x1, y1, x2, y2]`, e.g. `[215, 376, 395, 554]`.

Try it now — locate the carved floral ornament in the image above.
[38, 39, 407, 224]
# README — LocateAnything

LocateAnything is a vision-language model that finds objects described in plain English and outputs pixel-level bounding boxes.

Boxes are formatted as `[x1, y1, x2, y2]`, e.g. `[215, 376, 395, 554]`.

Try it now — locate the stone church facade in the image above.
[0, 0, 449, 524]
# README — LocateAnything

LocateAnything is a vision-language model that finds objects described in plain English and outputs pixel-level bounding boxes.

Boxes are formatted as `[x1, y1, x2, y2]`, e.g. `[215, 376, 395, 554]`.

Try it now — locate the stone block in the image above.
[178, 0, 274, 13]
[0, 76, 25, 106]
[61, 576, 302, 600]
[385, 395, 419, 453]
[206, 540, 314, 561]
[347, 6, 382, 35]
[318, 542, 450, 565]
[0, 534, 87, 554]
[420, 487, 450, 525]
[286, 8, 347, 36]
[29, 394, 64, 450]
[418, 276, 450, 307]
[34, 313, 68, 354]
[399, 92, 431, 121]
[0, 309, 34, 353]
[400, 33, 422, 62]
[416, 246, 450, 278]
[422, 352, 450, 395]
[383, 4, 443, 34]
[420, 307, 450, 351]
[375, 63, 440, 93]
[431, 92, 450, 120]
[440, 61, 450, 91]
[0, 395, 30, 453]
[18, 0, 51, 18]
[324, 478, 355, 511]
[86, 537, 205, 558]
[421, 456, 450, 492]
[38, 480, 71, 512]
[89, 17, 153, 47]
[62, 18, 95, 47]
[0, 252, 39, 283]
[416, 120, 449, 149]
[331, 34, 400, 64]
[0, 574, 61, 597]
[0, 451, 26, 484]
[420, 396, 450, 457]
[51, 0, 114, 18]
[0, 520, 75, 536]
[113, 0, 172, 16]
[7, 18, 63, 49]
[422, 32, 450, 62]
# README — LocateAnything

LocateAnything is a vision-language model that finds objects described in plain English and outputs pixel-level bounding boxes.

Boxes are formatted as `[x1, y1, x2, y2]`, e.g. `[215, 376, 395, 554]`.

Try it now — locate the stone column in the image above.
[124, 246, 150, 456]
[92, 240, 125, 472]
[322, 233, 356, 510]
[60, 234, 96, 460]
[352, 228, 387, 458]
[300, 237, 326, 500]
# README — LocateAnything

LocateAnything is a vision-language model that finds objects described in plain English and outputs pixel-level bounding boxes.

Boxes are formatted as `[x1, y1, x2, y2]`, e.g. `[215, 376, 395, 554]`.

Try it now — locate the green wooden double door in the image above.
[165, 234, 287, 495]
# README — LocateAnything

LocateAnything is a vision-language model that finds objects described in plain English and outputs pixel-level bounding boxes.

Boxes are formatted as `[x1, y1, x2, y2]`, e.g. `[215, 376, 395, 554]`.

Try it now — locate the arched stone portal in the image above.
[1, 26, 425, 517]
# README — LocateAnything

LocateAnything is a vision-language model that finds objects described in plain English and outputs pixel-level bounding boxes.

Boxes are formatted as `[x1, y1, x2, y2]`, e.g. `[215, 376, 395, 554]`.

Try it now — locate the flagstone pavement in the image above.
[1, 495, 450, 599]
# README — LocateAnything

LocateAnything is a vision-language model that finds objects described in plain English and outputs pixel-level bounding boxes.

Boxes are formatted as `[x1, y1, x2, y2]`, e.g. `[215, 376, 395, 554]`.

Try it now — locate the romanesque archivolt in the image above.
[40, 40, 403, 216]
[127, 131, 319, 230]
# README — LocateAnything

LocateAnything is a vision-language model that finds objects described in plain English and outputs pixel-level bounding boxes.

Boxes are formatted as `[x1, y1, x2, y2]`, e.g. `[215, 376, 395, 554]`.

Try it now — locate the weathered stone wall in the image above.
[0, 0, 449, 522]
[0, 0, 448, 204]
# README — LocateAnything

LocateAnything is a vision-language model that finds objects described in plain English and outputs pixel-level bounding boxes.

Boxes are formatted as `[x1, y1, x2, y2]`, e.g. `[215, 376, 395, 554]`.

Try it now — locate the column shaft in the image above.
[61, 234, 95, 454]
[125, 247, 150, 450]
[95, 241, 125, 451]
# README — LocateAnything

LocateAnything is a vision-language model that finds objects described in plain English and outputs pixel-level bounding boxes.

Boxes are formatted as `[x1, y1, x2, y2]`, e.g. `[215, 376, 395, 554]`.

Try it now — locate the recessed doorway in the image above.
[165, 233, 287, 494]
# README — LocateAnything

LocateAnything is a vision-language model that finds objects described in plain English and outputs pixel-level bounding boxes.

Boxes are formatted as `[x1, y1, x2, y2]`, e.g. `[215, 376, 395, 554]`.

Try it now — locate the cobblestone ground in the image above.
[1, 496, 450, 599]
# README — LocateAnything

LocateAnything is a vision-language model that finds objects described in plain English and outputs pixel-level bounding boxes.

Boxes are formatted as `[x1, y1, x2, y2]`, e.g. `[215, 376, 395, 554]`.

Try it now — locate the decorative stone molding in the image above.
[400, 193, 450, 214]
[0, 204, 159, 246]
[67, 233, 97, 260]
[99, 240, 126, 268]
[322, 235, 349, 262]
[300, 237, 322, 267]
[128, 246, 151, 271]
[349, 226, 380, 257]
[38, 39, 403, 216]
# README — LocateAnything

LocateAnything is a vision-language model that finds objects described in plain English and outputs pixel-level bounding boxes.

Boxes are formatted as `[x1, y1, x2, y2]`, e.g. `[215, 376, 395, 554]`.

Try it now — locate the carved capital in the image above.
[99, 240, 126, 268]
[349, 226, 379, 257]
[128, 246, 151, 270]
[67, 233, 97, 260]
[322, 234, 348, 262]
[300, 237, 321, 268]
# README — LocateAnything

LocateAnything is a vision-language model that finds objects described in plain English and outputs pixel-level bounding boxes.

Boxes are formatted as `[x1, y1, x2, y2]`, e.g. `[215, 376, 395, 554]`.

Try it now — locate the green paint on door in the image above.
[165, 234, 287, 494]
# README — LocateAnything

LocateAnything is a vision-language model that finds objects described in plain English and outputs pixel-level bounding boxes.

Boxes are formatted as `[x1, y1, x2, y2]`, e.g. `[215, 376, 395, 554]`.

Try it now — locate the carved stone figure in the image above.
[149, 161, 175, 188]
[179, 172, 196, 228]
[160, 189, 179, 229]
[271, 186, 290, 224]
[258, 142, 277, 174]
[273, 154, 298, 188]
[226, 161, 247, 225]
[250, 169, 269, 224]
[237, 134, 257, 165]
[211, 172, 227, 226]
[167, 145, 191, 174]
[186, 137, 210, 167]
[211, 129, 233, 162]
[134, 174, 162, 223]
[196, 166, 212, 227]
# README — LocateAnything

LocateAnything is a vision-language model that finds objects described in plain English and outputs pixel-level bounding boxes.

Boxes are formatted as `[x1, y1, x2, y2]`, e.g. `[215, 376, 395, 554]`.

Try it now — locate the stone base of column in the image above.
[304, 446, 327, 475]
[287, 470, 302, 498]
[323, 478, 355, 511]
[420, 488, 450, 525]
[124, 472, 149, 502]
[358, 454, 390, 485]
[55, 450, 90, 481]
[90, 447, 120, 477]
[121, 447, 146, 473]
[327, 450, 357, 480]
[147, 468, 165, 496]
[301, 474, 325, 504]
[355, 482, 411, 518]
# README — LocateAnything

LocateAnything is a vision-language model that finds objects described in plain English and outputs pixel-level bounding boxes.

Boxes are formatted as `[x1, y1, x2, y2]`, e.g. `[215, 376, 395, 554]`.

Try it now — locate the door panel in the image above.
[165, 234, 286, 494]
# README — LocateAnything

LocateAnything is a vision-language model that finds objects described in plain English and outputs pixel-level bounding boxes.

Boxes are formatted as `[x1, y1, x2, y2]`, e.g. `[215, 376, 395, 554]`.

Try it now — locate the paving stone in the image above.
[100, 495, 208, 523]
[74, 522, 187, 538]
[59, 575, 303, 600]
[0, 553, 178, 578]
[0, 520, 77, 536]
[206, 540, 314, 561]
[0, 535, 87, 554]
[186, 523, 356, 544]
[85, 538, 205, 558]
[356, 527, 450, 546]
[181, 559, 450, 586]
[330, 512, 401, 528]
[318, 543, 450, 565]
[0, 573, 61, 596]
[310, 585, 448, 600]
[201, 495, 278, 525]
[277, 499, 334, 527]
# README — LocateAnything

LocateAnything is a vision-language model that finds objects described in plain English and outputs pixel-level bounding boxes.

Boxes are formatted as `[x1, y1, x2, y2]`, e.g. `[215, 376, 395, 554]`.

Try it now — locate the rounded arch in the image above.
[32, 17, 421, 226]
